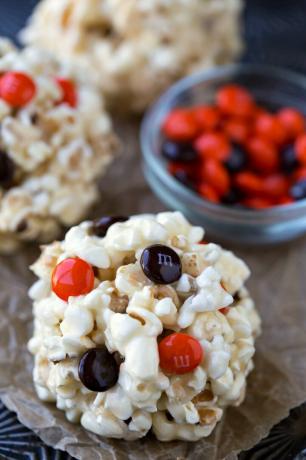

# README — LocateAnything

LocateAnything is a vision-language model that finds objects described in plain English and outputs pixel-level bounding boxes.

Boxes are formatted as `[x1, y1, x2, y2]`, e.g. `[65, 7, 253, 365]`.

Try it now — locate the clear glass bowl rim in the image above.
[140, 63, 306, 224]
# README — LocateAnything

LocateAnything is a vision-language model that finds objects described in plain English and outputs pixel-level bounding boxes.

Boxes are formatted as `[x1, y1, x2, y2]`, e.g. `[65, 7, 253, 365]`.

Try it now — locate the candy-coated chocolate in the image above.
[52, 257, 95, 301]
[198, 183, 220, 203]
[278, 108, 305, 139]
[161, 140, 197, 163]
[0, 71, 36, 107]
[290, 179, 306, 201]
[92, 216, 128, 237]
[158, 333, 203, 375]
[295, 134, 306, 166]
[224, 144, 247, 173]
[192, 105, 220, 131]
[281, 145, 298, 172]
[56, 77, 78, 108]
[201, 158, 230, 196]
[162, 109, 198, 142]
[216, 84, 254, 117]
[140, 244, 182, 285]
[78, 347, 119, 392]
[194, 132, 230, 161]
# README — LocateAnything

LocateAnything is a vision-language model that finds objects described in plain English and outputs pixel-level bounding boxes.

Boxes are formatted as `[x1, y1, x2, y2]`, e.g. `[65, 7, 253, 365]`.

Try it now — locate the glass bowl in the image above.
[140, 64, 306, 245]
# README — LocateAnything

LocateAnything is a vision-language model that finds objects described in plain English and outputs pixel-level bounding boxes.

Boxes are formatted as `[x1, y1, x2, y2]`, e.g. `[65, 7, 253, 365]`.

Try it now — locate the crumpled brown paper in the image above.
[0, 121, 306, 460]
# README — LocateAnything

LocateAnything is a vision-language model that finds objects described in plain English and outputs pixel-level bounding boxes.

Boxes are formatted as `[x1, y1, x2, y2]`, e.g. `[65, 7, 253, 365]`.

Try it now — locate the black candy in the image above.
[222, 189, 241, 205]
[92, 216, 128, 237]
[173, 170, 195, 190]
[224, 144, 247, 173]
[161, 140, 197, 163]
[281, 145, 298, 172]
[290, 179, 306, 201]
[0, 151, 15, 189]
[78, 347, 119, 392]
[140, 244, 182, 285]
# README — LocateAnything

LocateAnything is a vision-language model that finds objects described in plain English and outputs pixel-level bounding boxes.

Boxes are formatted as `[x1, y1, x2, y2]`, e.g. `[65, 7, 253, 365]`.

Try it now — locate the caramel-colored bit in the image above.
[129, 312, 145, 326]
[95, 266, 116, 281]
[198, 408, 218, 426]
[109, 292, 129, 313]
[192, 389, 214, 405]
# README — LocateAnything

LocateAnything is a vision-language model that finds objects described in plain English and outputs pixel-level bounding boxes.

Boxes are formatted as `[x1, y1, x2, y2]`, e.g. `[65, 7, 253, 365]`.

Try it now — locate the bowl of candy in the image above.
[141, 64, 306, 245]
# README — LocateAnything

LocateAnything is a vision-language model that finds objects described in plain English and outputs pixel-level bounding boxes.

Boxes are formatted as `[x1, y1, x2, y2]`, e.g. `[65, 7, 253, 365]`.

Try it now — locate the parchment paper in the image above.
[0, 121, 306, 460]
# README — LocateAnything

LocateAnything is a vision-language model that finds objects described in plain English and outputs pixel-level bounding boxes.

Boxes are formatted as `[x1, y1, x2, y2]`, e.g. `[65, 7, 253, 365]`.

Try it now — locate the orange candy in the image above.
[56, 77, 78, 108]
[158, 333, 203, 375]
[198, 183, 220, 203]
[223, 118, 250, 144]
[52, 257, 95, 301]
[261, 174, 289, 198]
[295, 133, 306, 166]
[216, 84, 255, 117]
[278, 108, 305, 140]
[234, 171, 263, 195]
[254, 113, 286, 145]
[194, 132, 231, 161]
[201, 158, 230, 196]
[0, 71, 36, 107]
[192, 105, 220, 131]
[162, 109, 198, 142]
[246, 137, 279, 173]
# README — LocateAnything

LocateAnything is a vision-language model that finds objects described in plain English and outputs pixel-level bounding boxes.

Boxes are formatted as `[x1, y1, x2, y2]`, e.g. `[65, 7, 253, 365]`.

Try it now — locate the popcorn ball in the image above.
[22, 0, 243, 112]
[28, 212, 261, 441]
[0, 39, 118, 252]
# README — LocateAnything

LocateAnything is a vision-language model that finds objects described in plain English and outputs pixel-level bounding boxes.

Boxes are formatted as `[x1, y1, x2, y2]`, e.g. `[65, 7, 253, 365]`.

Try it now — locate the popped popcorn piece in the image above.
[28, 212, 261, 441]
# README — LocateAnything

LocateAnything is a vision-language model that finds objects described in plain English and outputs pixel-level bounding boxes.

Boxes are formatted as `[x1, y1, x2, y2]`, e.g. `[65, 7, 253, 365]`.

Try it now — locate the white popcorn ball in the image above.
[0, 39, 118, 253]
[22, 0, 243, 112]
[29, 212, 261, 441]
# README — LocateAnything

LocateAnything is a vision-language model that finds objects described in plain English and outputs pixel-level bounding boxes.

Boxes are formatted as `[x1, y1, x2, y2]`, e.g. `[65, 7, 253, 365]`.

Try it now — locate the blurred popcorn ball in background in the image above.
[0, 39, 118, 252]
[22, 0, 243, 112]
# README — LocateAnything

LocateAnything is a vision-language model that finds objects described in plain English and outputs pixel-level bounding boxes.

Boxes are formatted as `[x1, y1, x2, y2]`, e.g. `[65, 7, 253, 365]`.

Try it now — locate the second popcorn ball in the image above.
[29, 212, 261, 441]
[0, 39, 118, 252]
[22, 0, 243, 112]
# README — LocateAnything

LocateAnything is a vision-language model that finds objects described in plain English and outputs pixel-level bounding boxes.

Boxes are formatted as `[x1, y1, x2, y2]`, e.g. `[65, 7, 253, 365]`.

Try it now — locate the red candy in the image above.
[254, 113, 286, 145]
[295, 134, 306, 166]
[0, 72, 36, 107]
[162, 109, 198, 142]
[198, 183, 220, 203]
[246, 137, 279, 173]
[52, 257, 95, 301]
[56, 77, 78, 108]
[162, 83, 306, 210]
[201, 158, 230, 196]
[261, 174, 289, 198]
[216, 84, 254, 117]
[278, 108, 305, 139]
[234, 171, 263, 195]
[194, 132, 230, 161]
[158, 333, 203, 375]
[192, 105, 219, 131]
[223, 118, 249, 144]
[294, 167, 306, 181]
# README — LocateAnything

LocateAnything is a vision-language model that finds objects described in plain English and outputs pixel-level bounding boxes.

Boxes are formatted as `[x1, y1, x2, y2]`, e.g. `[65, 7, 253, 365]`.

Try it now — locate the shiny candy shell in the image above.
[78, 347, 119, 392]
[51, 257, 95, 301]
[158, 333, 203, 375]
[140, 244, 182, 285]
